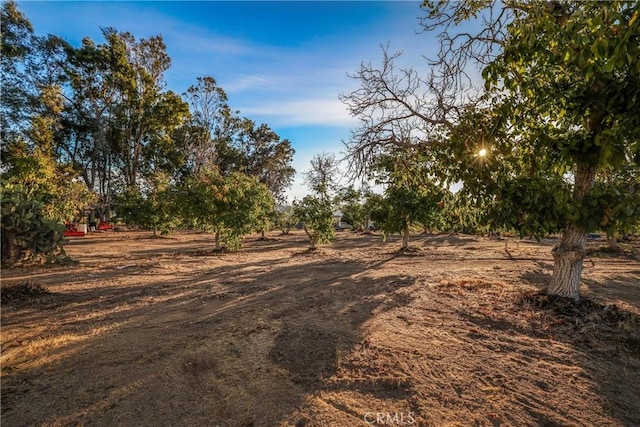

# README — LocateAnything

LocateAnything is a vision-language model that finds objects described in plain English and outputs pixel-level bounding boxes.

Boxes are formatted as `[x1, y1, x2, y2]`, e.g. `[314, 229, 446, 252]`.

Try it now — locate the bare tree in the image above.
[303, 152, 340, 201]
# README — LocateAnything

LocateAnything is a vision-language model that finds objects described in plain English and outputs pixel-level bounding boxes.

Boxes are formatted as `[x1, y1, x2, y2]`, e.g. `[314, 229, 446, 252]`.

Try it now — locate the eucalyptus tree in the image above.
[236, 121, 296, 204]
[342, 1, 640, 300]
[181, 76, 234, 174]
[1, 1, 69, 149]
[181, 78, 296, 201]
[103, 29, 190, 189]
[0, 0, 33, 140]
[56, 35, 121, 221]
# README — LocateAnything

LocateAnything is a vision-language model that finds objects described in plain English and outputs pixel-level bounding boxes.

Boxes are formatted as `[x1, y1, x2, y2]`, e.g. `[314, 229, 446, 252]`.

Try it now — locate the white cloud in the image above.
[241, 97, 357, 127]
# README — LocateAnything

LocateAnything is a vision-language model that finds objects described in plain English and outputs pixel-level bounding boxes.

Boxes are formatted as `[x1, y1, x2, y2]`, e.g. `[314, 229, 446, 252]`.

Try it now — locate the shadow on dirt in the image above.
[456, 288, 640, 426]
[1, 246, 417, 426]
[269, 274, 415, 390]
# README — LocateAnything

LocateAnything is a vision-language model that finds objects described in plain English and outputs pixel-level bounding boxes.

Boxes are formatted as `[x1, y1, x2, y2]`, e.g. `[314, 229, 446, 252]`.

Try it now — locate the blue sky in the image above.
[18, 1, 438, 201]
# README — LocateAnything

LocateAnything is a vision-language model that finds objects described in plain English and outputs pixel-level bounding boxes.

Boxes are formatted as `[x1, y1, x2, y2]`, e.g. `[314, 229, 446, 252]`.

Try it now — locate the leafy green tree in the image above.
[103, 29, 190, 188]
[180, 170, 273, 250]
[593, 166, 640, 248]
[115, 173, 178, 236]
[0, 0, 34, 141]
[236, 121, 296, 204]
[293, 196, 334, 250]
[371, 177, 444, 250]
[181, 76, 234, 175]
[294, 153, 339, 249]
[344, 1, 640, 300]
[3, 76, 96, 225]
[59, 35, 123, 219]
[273, 205, 297, 235]
[335, 185, 373, 232]
[226, 172, 275, 244]
[181, 79, 296, 204]
[470, 1, 639, 299]
[435, 190, 489, 235]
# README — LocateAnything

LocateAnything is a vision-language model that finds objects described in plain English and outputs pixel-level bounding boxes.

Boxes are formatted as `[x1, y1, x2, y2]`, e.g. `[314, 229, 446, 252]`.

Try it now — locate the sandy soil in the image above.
[1, 230, 639, 427]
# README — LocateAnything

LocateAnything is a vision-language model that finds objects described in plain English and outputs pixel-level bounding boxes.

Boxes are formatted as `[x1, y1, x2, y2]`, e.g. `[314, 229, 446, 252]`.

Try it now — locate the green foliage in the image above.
[1, 183, 67, 266]
[3, 139, 96, 222]
[335, 186, 372, 232]
[370, 181, 444, 246]
[435, 190, 488, 235]
[591, 165, 640, 237]
[234, 121, 296, 203]
[431, 1, 640, 240]
[484, 2, 640, 168]
[1, 0, 34, 137]
[293, 196, 335, 249]
[116, 174, 178, 236]
[426, 1, 640, 297]
[181, 79, 296, 202]
[273, 205, 297, 235]
[1, 2, 295, 236]
[366, 153, 446, 246]
[179, 170, 273, 250]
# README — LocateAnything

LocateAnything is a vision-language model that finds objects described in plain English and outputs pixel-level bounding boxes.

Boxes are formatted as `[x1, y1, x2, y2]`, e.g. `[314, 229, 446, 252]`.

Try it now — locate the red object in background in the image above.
[64, 222, 85, 237]
[98, 222, 113, 230]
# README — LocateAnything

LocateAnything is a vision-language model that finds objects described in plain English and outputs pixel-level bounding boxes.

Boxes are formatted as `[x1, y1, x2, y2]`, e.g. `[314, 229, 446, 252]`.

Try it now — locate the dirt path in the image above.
[2, 231, 639, 426]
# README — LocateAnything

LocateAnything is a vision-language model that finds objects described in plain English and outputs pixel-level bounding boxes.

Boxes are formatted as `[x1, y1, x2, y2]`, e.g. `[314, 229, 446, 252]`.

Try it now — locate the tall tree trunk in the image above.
[402, 227, 410, 249]
[548, 163, 597, 300]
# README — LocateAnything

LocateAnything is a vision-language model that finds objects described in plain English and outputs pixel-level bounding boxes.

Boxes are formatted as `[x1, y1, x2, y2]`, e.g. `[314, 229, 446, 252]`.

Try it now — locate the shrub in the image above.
[1, 183, 67, 266]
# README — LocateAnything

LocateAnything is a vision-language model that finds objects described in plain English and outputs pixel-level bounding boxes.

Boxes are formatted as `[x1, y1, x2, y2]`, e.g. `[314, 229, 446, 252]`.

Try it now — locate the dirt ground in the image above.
[1, 230, 639, 427]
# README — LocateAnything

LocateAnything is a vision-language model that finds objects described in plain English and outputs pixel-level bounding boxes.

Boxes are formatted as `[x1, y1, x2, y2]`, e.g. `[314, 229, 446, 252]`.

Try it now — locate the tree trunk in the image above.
[606, 232, 618, 250]
[548, 163, 597, 300]
[2, 230, 20, 266]
[303, 225, 316, 249]
[549, 224, 587, 300]
[402, 227, 410, 249]
[214, 231, 221, 250]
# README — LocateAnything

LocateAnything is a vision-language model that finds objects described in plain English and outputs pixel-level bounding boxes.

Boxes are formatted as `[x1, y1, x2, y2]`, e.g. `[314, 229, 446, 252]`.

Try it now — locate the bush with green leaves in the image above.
[116, 174, 179, 236]
[179, 169, 274, 250]
[293, 195, 334, 250]
[335, 186, 372, 232]
[370, 181, 444, 250]
[1, 183, 67, 266]
[273, 205, 297, 235]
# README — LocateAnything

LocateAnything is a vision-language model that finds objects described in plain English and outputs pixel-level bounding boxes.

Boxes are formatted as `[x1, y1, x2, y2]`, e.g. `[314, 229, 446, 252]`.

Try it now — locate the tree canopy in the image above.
[342, 0, 640, 299]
